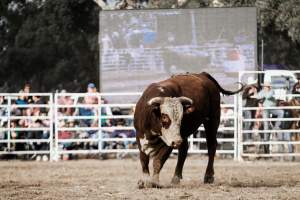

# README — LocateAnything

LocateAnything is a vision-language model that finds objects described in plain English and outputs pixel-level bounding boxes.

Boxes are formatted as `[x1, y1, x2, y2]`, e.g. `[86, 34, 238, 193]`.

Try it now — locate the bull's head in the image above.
[148, 96, 193, 148]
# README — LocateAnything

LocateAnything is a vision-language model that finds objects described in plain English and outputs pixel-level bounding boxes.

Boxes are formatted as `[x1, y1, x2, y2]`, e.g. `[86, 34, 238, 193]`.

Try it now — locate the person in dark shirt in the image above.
[292, 78, 300, 101]
[242, 77, 258, 140]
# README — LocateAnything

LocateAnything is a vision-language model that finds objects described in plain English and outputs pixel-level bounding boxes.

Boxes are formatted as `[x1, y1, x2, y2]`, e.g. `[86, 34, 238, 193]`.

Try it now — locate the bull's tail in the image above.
[201, 72, 244, 95]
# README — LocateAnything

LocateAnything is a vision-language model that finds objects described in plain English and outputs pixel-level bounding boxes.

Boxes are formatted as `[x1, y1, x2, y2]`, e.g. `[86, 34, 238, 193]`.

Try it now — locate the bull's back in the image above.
[159, 74, 221, 136]
[159, 74, 221, 111]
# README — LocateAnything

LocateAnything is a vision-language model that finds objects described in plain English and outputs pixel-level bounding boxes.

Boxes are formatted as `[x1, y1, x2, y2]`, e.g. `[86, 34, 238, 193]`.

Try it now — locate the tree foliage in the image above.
[0, 0, 99, 92]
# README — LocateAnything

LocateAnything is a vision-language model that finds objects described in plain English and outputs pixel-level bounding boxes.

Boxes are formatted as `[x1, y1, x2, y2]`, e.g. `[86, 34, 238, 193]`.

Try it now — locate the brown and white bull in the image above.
[134, 72, 243, 188]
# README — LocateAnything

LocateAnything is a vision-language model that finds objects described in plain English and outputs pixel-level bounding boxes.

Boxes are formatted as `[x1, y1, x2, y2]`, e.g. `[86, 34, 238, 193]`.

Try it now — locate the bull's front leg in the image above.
[137, 151, 151, 189]
[171, 138, 188, 185]
[152, 146, 173, 187]
[138, 146, 172, 188]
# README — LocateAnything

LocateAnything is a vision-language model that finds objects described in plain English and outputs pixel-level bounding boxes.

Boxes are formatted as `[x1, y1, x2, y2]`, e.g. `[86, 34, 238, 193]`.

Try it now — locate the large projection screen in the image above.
[99, 7, 257, 92]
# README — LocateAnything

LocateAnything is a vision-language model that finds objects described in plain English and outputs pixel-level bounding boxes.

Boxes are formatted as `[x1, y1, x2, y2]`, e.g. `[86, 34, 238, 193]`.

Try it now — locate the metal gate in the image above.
[238, 71, 300, 160]
[0, 93, 53, 160]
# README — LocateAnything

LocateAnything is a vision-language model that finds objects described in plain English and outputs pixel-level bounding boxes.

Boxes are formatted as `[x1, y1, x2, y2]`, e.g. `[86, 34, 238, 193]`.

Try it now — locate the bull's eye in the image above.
[161, 114, 171, 129]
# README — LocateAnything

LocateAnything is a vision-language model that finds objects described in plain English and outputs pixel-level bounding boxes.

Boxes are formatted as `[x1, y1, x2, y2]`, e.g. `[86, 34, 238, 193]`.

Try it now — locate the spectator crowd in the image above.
[56, 83, 137, 160]
[0, 84, 51, 161]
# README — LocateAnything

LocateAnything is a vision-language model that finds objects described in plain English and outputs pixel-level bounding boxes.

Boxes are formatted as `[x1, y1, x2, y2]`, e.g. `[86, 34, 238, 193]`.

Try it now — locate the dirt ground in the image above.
[0, 155, 300, 200]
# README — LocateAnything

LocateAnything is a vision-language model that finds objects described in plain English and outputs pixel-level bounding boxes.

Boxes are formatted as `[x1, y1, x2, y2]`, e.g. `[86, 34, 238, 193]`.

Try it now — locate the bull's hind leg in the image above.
[203, 120, 218, 184]
[171, 138, 188, 184]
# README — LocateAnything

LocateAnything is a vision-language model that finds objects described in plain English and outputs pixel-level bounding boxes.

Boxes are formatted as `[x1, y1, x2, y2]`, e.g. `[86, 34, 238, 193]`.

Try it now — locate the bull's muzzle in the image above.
[171, 139, 183, 149]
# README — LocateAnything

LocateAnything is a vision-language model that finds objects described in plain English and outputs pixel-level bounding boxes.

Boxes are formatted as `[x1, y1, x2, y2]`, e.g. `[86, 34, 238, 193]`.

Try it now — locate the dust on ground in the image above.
[0, 155, 299, 200]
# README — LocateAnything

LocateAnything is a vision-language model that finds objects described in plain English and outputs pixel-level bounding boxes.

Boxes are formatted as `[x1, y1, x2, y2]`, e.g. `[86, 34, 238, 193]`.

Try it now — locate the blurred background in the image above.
[1, 0, 300, 92]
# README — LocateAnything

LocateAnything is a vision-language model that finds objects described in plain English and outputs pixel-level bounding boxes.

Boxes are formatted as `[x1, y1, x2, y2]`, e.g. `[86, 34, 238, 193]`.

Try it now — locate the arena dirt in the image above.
[0, 156, 299, 200]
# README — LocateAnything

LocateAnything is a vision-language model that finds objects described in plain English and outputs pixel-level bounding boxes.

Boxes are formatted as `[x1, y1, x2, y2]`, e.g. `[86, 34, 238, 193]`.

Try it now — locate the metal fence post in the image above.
[233, 94, 238, 160]
[237, 72, 244, 161]
[98, 93, 103, 154]
[7, 96, 11, 151]
[54, 93, 59, 161]
[49, 94, 54, 161]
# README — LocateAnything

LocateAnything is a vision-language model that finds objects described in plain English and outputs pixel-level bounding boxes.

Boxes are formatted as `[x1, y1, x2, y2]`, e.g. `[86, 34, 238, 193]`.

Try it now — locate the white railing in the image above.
[54, 92, 141, 158]
[238, 71, 300, 160]
[0, 93, 53, 160]
[2, 71, 299, 161]
[53, 92, 237, 160]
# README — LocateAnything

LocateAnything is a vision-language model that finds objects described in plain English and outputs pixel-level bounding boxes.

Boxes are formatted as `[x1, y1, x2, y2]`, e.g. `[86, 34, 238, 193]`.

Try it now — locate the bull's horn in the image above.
[148, 97, 164, 106]
[178, 96, 193, 105]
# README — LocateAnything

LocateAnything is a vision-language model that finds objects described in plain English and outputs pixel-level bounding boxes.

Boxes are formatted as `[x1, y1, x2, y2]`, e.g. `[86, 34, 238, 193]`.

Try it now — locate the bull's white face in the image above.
[148, 96, 193, 148]
[159, 97, 183, 148]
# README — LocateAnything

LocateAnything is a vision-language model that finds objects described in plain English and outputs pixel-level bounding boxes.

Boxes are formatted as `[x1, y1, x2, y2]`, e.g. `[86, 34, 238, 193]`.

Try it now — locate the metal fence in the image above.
[54, 92, 141, 158]
[0, 92, 237, 161]
[1, 70, 300, 161]
[54, 93, 237, 160]
[238, 71, 300, 160]
[0, 93, 53, 160]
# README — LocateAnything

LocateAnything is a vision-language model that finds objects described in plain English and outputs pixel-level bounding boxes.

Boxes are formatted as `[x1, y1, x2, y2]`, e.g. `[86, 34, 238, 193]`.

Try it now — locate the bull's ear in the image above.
[178, 96, 194, 114]
[148, 97, 163, 108]
[178, 96, 193, 105]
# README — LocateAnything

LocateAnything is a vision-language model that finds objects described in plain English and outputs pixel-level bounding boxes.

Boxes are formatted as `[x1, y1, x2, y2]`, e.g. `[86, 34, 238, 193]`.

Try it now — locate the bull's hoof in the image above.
[137, 179, 162, 189]
[137, 179, 146, 189]
[204, 175, 214, 184]
[171, 176, 181, 185]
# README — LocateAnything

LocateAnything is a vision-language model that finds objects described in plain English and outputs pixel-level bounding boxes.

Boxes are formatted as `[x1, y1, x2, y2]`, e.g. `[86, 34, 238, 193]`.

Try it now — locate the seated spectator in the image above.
[254, 100, 264, 132]
[23, 83, 33, 104]
[111, 107, 123, 126]
[32, 103, 50, 160]
[0, 96, 7, 128]
[10, 121, 24, 152]
[219, 104, 234, 157]
[78, 99, 97, 127]
[58, 91, 75, 117]
[252, 100, 264, 153]
[111, 120, 136, 149]
[32, 95, 42, 103]
[58, 120, 73, 160]
[16, 90, 28, 105]
[101, 97, 112, 127]
[220, 104, 234, 128]
[126, 107, 135, 127]
[0, 97, 6, 150]
[78, 85, 99, 150]
[79, 83, 98, 127]
[14, 89, 30, 118]
[84, 83, 98, 105]
[32, 119, 50, 161]
[292, 76, 300, 101]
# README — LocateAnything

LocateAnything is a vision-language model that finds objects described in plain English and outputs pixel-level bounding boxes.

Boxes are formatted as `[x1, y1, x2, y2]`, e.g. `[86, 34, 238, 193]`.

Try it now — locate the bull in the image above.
[134, 72, 243, 188]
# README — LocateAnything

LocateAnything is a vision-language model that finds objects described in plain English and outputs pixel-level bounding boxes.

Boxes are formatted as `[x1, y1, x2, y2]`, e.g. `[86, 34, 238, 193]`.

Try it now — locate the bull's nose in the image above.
[172, 140, 182, 149]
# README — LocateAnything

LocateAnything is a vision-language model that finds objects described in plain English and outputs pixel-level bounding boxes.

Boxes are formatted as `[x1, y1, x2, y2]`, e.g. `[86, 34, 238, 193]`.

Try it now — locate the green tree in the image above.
[0, 0, 99, 92]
